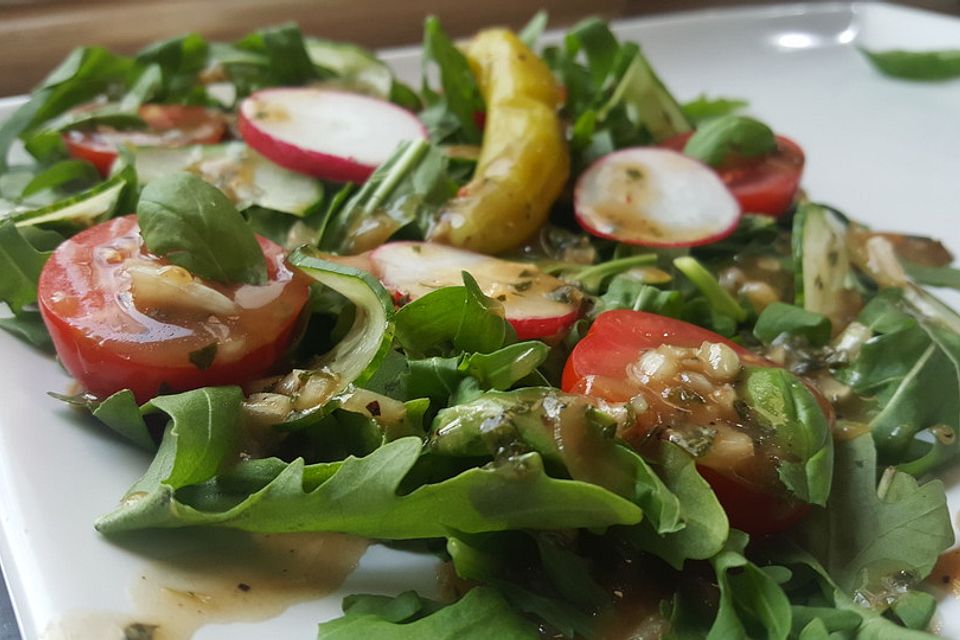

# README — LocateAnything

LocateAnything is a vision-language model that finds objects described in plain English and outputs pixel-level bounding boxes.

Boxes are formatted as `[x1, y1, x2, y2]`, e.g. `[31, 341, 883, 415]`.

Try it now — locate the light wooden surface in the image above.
[0, 0, 958, 96]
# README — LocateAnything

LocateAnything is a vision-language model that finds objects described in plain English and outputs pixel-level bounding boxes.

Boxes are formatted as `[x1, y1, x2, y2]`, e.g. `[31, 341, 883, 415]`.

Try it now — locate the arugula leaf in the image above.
[235, 23, 318, 87]
[429, 388, 684, 532]
[890, 591, 937, 631]
[320, 139, 456, 253]
[20, 159, 99, 198]
[316, 587, 539, 639]
[766, 542, 943, 640]
[681, 94, 748, 125]
[519, 11, 549, 49]
[596, 276, 683, 317]
[446, 531, 601, 638]
[795, 434, 953, 597]
[421, 16, 484, 144]
[706, 531, 792, 640]
[673, 256, 747, 322]
[137, 172, 267, 285]
[136, 33, 209, 101]
[544, 18, 690, 168]
[664, 531, 792, 640]
[0, 46, 133, 169]
[0, 220, 50, 314]
[621, 440, 728, 568]
[683, 115, 776, 167]
[51, 389, 154, 450]
[394, 275, 516, 357]
[838, 289, 960, 473]
[753, 302, 831, 346]
[860, 48, 960, 81]
[0, 311, 52, 351]
[97, 432, 642, 536]
[903, 262, 960, 290]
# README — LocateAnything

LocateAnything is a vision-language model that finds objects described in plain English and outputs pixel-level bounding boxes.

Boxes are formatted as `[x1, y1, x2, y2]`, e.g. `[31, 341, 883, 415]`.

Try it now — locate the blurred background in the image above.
[0, 0, 958, 96]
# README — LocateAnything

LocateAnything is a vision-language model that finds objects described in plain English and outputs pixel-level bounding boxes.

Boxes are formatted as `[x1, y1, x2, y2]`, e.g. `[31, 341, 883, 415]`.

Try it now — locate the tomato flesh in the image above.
[64, 105, 227, 176]
[38, 215, 310, 403]
[660, 133, 804, 217]
[562, 309, 812, 536]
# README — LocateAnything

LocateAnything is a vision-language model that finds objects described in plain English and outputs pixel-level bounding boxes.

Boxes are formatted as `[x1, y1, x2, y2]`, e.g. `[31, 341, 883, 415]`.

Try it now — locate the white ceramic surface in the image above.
[1, 3, 959, 638]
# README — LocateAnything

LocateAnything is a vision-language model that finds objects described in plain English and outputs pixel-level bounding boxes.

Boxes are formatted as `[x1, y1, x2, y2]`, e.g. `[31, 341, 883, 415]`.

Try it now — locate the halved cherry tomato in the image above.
[659, 133, 804, 217]
[561, 309, 815, 536]
[38, 215, 310, 403]
[64, 105, 228, 176]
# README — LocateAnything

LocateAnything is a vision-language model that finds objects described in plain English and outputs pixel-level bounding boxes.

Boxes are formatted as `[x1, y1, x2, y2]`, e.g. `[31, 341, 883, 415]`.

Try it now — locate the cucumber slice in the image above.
[792, 203, 861, 331]
[130, 142, 323, 216]
[11, 169, 130, 228]
[282, 247, 395, 422]
[304, 37, 393, 98]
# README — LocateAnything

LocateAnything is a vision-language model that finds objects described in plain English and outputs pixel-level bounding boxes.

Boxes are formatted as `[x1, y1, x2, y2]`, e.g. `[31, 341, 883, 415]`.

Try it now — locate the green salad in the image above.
[1, 13, 959, 640]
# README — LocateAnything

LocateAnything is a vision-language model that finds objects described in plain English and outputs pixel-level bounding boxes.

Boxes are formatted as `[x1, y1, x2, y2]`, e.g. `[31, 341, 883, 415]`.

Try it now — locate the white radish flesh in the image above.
[238, 88, 427, 183]
[369, 242, 582, 339]
[574, 147, 741, 248]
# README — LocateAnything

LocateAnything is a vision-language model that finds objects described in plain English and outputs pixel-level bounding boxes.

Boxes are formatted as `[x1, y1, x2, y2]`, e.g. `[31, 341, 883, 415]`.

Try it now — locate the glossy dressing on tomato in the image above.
[38, 215, 310, 400]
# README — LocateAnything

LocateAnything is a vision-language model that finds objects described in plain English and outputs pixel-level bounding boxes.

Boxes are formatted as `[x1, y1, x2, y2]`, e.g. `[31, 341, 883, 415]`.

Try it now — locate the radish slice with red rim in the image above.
[574, 147, 741, 248]
[238, 88, 428, 184]
[369, 242, 582, 340]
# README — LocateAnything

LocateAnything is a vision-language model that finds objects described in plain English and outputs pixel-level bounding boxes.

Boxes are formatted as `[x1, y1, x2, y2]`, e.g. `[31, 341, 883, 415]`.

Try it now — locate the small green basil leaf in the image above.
[738, 366, 833, 505]
[394, 274, 515, 358]
[137, 172, 267, 285]
[860, 48, 960, 81]
[753, 302, 832, 346]
[683, 115, 776, 167]
[456, 272, 516, 354]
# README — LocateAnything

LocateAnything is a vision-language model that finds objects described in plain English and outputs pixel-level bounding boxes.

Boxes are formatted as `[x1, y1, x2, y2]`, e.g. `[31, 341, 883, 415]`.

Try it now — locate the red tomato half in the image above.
[64, 105, 228, 176]
[38, 215, 310, 403]
[660, 133, 804, 217]
[562, 309, 811, 536]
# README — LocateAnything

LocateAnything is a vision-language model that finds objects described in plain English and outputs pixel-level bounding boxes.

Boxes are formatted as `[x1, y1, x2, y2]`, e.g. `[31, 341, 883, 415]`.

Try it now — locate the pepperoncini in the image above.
[428, 29, 570, 254]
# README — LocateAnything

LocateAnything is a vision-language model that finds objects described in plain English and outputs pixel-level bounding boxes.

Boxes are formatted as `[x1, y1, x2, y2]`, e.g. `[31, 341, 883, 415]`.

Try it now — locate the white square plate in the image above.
[2, 2, 960, 638]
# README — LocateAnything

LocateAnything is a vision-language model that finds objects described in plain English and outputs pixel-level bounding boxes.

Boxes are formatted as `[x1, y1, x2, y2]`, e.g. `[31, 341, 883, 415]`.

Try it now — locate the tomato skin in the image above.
[64, 105, 227, 176]
[697, 466, 812, 537]
[561, 309, 814, 536]
[660, 133, 804, 217]
[561, 309, 763, 397]
[38, 216, 309, 403]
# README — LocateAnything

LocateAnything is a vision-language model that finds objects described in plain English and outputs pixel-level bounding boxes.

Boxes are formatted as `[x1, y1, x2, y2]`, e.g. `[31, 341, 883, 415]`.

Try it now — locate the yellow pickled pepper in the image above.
[428, 29, 570, 255]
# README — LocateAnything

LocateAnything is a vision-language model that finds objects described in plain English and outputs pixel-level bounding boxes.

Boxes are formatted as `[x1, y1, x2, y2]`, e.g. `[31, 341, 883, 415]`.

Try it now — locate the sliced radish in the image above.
[574, 147, 741, 248]
[237, 88, 427, 184]
[369, 242, 582, 340]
